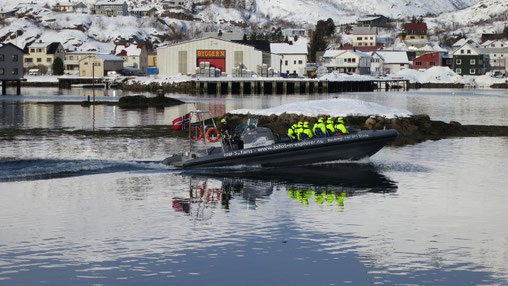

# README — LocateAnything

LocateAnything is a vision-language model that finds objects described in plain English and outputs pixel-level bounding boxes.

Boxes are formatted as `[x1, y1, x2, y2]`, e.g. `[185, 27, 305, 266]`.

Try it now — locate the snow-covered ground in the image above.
[394, 67, 465, 84]
[230, 98, 412, 118]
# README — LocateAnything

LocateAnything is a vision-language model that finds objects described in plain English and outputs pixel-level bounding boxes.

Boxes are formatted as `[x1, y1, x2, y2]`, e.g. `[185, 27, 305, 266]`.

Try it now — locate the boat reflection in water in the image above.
[172, 163, 397, 218]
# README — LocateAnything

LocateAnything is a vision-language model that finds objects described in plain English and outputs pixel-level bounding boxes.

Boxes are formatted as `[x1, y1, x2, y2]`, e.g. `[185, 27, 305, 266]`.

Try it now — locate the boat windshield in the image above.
[233, 118, 258, 137]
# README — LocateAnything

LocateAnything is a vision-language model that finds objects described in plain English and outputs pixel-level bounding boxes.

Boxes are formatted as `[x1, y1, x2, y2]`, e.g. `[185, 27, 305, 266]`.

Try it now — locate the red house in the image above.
[413, 52, 440, 70]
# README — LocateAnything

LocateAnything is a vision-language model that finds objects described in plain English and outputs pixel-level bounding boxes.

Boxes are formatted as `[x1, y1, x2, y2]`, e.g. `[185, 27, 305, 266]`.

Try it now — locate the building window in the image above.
[25, 58, 33, 63]
[12, 55, 18, 62]
[461, 50, 464, 54]
[456, 59, 461, 65]
[30, 48, 35, 53]
[294, 60, 296, 64]
[357, 37, 362, 40]
[0, 68, 4, 75]
[47, 58, 52, 63]
[470, 68, 475, 74]
[70, 56, 74, 60]
[12, 68, 18, 75]
[298, 60, 303, 64]
[470, 59, 475, 65]
[456, 68, 461, 74]
[37, 58, 42, 62]
[467, 49, 471, 54]
[37, 49, 42, 53]
[285, 60, 288, 66]
[84, 62, 88, 65]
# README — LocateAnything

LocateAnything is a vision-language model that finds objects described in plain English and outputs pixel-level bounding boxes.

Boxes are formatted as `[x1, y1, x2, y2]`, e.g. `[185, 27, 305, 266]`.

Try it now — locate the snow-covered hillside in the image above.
[1, 0, 504, 53]
[426, 0, 508, 40]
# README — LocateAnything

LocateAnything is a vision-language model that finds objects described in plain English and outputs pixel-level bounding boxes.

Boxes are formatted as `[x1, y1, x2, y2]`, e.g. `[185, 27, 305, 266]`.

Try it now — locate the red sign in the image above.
[197, 50, 225, 58]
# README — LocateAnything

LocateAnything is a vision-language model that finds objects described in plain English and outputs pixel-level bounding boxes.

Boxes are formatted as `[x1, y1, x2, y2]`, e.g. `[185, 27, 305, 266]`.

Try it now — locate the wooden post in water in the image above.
[251, 81, 255, 94]
[295, 81, 300, 95]
[203, 81, 208, 95]
[217, 81, 222, 95]
[228, 81, 232, 94]
[283, 81, 287, 94]
[16, 80, 21, 95]
[272, 81, 276, 95]
[1, 81, 6, 95]
[260, 81, 265, 95]
[240, 81, 244, 95]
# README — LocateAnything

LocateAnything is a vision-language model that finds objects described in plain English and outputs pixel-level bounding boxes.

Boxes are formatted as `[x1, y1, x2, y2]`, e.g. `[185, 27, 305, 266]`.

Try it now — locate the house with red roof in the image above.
[399, 22, 428, 41]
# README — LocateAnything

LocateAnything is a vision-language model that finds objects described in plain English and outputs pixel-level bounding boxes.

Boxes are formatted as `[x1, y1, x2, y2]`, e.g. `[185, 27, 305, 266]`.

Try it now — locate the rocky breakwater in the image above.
[224, 113, 508, 146]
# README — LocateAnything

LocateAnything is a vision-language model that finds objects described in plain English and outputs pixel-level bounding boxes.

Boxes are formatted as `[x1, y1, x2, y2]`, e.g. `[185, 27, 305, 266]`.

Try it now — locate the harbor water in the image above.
[0, 88, 508, 285]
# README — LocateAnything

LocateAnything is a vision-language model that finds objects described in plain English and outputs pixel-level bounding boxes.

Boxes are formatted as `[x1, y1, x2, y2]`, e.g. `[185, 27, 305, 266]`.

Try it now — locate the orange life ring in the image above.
[206, 127, 221, 143]
[190, 127, 204, 141]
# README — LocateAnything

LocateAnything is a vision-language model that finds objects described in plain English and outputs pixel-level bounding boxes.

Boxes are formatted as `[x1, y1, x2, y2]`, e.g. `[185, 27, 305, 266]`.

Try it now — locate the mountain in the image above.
[1, 0, 504, 53]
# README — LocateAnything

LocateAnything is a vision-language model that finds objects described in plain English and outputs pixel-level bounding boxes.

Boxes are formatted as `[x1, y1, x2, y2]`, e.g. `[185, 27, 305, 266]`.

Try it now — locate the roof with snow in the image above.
[323, 49, 371, 58]
[452, 38, 475, 47]
[160, 37, 275, 54]
[451, 42, 485, 56]
[339, 45, 383, 52]
[372, 51, 409, 64]
[201, 31, 245, 41]
[0, 43, 24, 52]
[95, 0, 125, 6]
[26, 42, 62, 54]
[270, 41, 308, 55]
[351, 26, 378, 35]
[94, 54, 124, 61]
[114, 43, 145, 57]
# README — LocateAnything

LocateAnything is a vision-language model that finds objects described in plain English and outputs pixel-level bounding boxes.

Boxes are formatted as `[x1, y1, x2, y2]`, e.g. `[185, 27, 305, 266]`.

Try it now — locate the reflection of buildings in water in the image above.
[195, 101, 226, 118]
[0, 101, 24, 128]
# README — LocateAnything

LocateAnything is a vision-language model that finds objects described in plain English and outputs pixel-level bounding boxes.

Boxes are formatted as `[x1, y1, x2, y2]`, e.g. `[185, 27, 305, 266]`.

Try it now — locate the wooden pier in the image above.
[195, 78, 409, 95]
[1, 79, 22, 95]
[58, 77, 108, 89]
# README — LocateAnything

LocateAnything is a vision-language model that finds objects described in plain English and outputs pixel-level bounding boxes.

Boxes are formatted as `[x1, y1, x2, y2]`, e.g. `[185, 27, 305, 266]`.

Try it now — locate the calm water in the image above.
[1, 88, 508, 129]
[1, 88, 508, 285]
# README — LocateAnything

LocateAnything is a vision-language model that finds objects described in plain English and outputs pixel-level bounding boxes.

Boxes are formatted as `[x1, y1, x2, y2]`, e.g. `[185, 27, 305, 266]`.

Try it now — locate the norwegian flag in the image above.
[172, 113, 191, 130]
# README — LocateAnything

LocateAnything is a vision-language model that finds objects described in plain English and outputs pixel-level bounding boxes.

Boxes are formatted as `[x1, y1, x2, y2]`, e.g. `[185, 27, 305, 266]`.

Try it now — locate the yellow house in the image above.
[399, 22, 428, 41]
[79, 54, 124, 77]
[148, 52, 157, 67]
[23, 42, 65, 74]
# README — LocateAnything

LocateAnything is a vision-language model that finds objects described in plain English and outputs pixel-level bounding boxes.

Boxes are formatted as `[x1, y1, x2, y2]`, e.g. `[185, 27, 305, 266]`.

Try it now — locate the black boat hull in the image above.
[165, 129, 398, 168]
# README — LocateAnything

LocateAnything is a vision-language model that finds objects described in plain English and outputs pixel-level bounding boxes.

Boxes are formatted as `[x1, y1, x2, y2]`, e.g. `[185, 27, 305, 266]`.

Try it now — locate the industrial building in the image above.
[157, 37, 281, 77]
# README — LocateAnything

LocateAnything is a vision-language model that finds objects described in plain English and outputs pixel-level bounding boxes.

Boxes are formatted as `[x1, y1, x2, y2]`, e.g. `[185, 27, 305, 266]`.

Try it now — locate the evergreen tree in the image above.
[52, 57, 64, 75]
[308, 18, 335, 62]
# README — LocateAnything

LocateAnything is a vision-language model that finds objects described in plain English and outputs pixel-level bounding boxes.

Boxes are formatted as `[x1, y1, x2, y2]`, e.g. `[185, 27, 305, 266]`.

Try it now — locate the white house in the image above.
[370, 51, 410, 75]
[322, 49, 372, 75]
[351, 26, 377, 47]
[481, 40, 507, 49]
[114, 42, 148, 73]
[94, 0, 128, 16]
[270, 40, 308, 76]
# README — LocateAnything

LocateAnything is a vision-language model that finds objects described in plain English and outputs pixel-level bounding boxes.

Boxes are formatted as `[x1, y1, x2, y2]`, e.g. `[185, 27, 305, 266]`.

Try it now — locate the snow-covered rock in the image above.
[230, 98, 412, 118]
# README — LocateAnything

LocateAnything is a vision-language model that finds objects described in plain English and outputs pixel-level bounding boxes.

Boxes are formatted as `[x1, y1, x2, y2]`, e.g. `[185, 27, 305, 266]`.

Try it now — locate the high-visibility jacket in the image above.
[296, 123, 304, 141]
[302, 122, 313, 140]
[335, 123, 348, 135]
[326, 119, 335, 135]
[287, 124, 297, 140]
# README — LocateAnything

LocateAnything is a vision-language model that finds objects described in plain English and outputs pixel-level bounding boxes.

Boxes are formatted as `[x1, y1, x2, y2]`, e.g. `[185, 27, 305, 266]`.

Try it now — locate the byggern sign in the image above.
[197, 50, 226, 58]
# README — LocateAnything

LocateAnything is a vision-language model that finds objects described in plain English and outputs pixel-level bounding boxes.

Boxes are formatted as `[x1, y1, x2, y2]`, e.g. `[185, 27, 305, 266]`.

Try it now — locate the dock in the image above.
[194, 78, 409, 95]
[1, 79, 22, 95]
